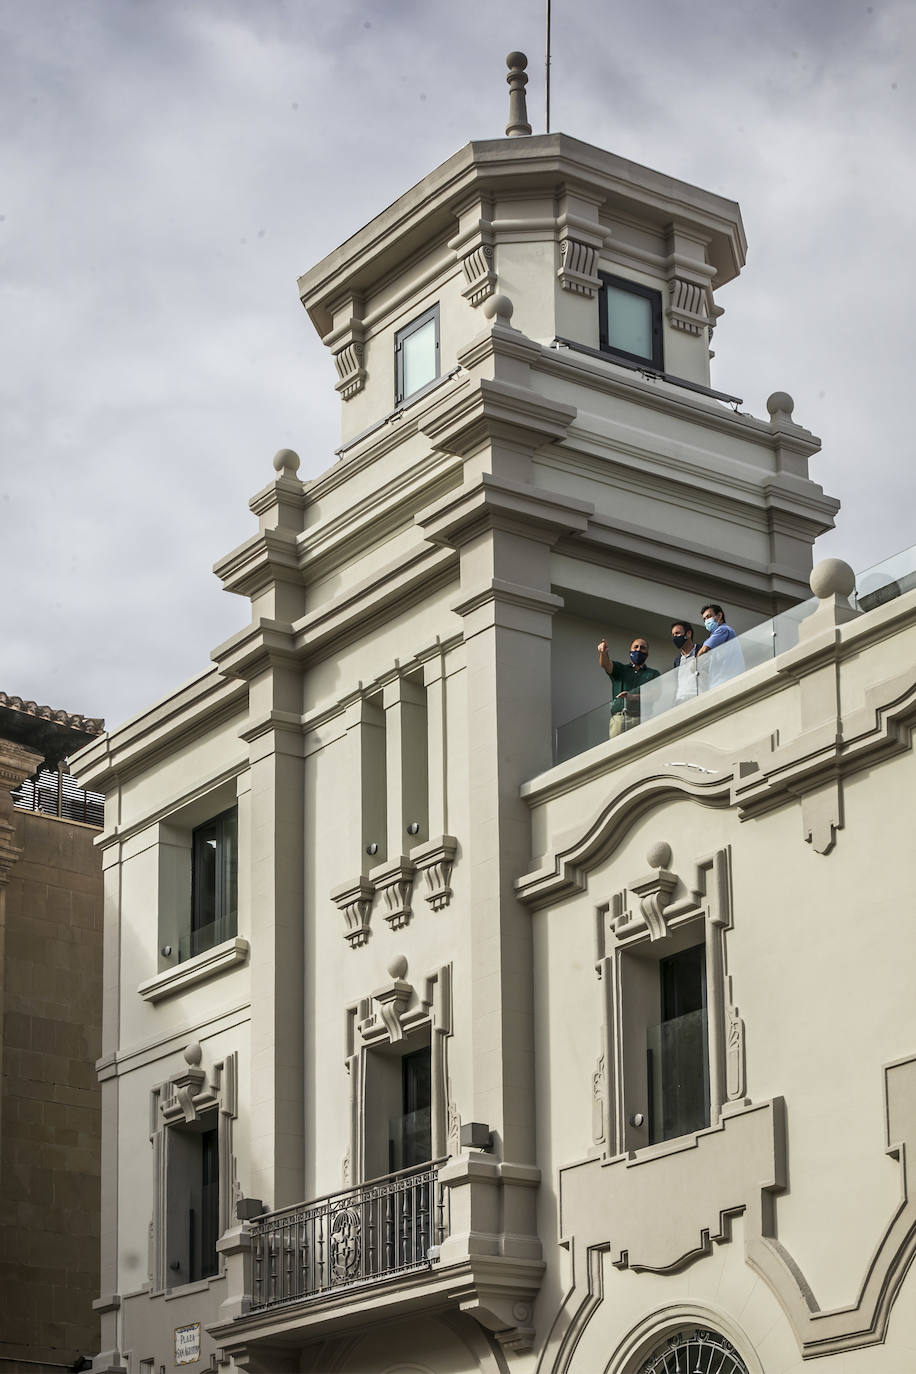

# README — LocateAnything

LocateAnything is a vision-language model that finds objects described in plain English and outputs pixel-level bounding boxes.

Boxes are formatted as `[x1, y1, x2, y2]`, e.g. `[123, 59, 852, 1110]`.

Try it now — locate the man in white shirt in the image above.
[671, 620, 704, 704]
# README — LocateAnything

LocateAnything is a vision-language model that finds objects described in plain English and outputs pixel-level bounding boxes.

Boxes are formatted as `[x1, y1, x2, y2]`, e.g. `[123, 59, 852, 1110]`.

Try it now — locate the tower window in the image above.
[395, 305, 440, 404]
[598, 272, 663, 369]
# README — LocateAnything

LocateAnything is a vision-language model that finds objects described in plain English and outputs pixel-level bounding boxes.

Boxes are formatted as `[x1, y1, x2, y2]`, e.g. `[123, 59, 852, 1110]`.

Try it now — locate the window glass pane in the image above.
[219, 809, 238, 927]
[402, 319, 437, 398]
[606, 284, 653, 359]
[192, 820, 217, 934]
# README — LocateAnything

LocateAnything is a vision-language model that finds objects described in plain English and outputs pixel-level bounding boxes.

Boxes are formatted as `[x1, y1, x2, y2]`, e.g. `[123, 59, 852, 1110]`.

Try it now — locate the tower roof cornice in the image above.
[299, 133, 746, 339]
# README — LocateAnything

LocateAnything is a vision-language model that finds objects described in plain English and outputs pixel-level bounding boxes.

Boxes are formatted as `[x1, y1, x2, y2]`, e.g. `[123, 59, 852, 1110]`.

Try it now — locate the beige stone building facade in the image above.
[72, 58, 916, 1374]
[0, 696, 104, 1373]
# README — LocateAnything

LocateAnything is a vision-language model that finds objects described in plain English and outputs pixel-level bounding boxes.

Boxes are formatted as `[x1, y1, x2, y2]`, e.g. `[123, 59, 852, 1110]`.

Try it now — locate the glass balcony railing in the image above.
[647, 1008, 710, 1145]
[553, 543, 916, 767]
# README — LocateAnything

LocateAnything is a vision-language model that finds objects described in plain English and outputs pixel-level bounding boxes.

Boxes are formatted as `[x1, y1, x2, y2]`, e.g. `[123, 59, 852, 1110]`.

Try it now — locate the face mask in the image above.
[629, 649, 648, 666]
[672, 633, 687, 648]
[704, 617, 717, 632]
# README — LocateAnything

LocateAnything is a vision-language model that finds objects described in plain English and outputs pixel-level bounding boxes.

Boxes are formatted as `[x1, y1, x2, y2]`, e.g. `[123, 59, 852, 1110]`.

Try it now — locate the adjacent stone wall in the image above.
[0, 807, 102, 1372]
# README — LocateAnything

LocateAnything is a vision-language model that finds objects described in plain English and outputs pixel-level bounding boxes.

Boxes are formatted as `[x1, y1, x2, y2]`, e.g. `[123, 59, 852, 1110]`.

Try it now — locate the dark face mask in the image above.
[672, 633, 687, 648]
[629, 649, 648, 666]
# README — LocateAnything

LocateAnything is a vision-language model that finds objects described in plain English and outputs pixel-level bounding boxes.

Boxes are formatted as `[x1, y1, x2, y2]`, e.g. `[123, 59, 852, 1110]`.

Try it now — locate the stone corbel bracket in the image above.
[448, 198, 497, 307]
[331, 875, 375, 948]
[322, 295, 367, 400]
[410, 833, 458, 910]
[370, 855, 416, 930]
[556, 223, 606, 298]
[667, 273, 715, 336]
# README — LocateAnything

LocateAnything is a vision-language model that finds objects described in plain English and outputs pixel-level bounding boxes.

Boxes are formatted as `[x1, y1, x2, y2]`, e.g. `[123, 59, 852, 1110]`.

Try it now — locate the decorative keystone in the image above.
[332, 875, 375, 947]
[371, 956, 414, 1042]
[628, 841, 679, 941]
[505, 52, 532, 137]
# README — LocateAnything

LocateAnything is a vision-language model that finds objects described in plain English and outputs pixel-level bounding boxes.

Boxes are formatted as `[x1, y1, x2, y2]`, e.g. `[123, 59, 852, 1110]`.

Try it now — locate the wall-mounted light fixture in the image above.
[460, 1121, 493, 1150]
[366, 842, 379, 855]
[161, 945, 172, 958]
[406, 822, 421, 836]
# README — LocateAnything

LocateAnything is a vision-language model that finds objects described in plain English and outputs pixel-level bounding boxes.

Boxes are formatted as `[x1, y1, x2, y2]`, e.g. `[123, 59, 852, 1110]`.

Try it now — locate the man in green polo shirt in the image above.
[597, 635, 660, 738]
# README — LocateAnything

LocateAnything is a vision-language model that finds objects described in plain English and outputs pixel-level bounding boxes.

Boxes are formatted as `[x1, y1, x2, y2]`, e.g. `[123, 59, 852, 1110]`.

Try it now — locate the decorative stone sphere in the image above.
[810, 557, 855, 601]
[184, 1041, 202, 1067]
[387, 954, 408, 981]
[766, 391, 795, 420]
[506, 51, 528, 69]
[646, 840, 672, 871]
[272, 447, 300, 475]
[483, 293, 513, 324]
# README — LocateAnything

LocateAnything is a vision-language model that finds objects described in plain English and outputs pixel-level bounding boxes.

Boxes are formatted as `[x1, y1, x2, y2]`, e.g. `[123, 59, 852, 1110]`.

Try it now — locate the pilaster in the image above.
[229, 647, 306, 1209]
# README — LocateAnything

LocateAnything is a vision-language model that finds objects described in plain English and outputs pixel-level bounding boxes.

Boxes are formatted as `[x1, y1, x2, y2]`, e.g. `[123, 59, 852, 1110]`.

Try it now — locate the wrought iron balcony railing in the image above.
[250, 1159, 449, 1314]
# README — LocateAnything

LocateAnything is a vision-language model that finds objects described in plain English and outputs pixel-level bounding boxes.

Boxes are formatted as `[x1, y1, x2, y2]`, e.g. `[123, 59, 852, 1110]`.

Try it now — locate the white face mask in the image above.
[704, 616, 717, 632]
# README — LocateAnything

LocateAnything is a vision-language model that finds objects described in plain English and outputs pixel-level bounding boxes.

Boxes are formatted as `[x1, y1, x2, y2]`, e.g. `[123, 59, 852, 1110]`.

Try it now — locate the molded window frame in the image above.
[598, 271, 664, 371]
[394, 304, 441, 406]
[593, 847, 744, 1159]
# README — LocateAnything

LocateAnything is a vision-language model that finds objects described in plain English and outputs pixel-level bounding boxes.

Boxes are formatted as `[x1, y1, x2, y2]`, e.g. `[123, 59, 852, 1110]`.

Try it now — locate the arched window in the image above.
[639, 1328, 749, 1374]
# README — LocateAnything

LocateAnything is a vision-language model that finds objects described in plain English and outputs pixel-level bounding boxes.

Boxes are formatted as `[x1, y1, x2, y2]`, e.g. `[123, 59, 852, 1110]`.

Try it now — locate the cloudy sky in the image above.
[3, 0, 913, 731]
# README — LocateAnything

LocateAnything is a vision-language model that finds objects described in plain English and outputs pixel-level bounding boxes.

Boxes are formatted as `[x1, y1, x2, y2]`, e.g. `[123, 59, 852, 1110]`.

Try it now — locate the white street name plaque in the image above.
[175, 1322, 201, 1365]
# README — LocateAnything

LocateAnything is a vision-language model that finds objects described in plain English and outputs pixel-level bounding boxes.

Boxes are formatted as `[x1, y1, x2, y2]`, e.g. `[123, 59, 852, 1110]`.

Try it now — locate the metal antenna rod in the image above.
[545, 0, 552, 133]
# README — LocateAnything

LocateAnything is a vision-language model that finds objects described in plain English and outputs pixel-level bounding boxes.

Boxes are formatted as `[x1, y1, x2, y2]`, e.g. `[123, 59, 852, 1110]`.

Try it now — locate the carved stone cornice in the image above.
[417, 471, 592, 553]
[420, 371, 577, 460]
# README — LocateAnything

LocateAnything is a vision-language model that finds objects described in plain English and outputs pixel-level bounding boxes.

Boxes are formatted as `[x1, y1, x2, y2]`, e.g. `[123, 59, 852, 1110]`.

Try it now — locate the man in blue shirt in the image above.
[697, 603, 744, 688]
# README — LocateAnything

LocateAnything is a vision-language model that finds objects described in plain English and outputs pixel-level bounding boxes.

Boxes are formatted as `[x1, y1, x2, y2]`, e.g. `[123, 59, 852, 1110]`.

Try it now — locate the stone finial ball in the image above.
[273, 448, 300, 475]
[387, 954, 408, 981]
[483, 293, 513, 323]
[766, 391, 795, 419]
[184, 1041, 203, 1067]
[506, 51, 528, 69]
[646, 840, 672, 870]
[810, 558, 856, 601]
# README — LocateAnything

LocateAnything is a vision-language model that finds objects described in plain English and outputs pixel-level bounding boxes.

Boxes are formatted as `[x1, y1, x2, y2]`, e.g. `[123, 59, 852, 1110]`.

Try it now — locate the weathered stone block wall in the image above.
[0, 809, 102, 1372]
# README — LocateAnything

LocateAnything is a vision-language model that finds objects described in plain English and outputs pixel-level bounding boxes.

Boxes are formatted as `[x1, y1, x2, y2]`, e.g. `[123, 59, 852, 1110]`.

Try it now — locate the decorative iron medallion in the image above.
[329, 1205, 361, 1281]
[640, 1329, 749, 1374]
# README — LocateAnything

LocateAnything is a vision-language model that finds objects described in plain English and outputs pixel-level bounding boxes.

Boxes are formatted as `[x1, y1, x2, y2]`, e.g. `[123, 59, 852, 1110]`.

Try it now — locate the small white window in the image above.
[395, 305, 440, 404]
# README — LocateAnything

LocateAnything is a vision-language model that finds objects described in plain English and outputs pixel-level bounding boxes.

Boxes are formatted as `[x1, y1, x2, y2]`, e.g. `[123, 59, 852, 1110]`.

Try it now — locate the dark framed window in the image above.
[166, 1122, 220, 1284]
[188, 807, 238, 961]
[395, 305, 440, 405]
[646, 943, 709, 1144]
[388, 1046, 432, 1172]
[598, 272, 663, 370]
